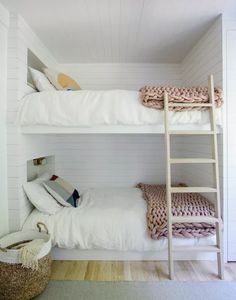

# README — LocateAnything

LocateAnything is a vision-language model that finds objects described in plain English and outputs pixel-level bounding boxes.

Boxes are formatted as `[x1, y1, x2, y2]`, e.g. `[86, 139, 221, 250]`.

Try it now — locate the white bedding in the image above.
[18, 90, 222, 127]
[23, 188, 215, 251]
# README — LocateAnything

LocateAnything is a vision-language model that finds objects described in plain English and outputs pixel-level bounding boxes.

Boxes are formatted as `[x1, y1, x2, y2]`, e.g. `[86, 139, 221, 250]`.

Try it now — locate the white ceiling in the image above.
[0, 0, 234, 63]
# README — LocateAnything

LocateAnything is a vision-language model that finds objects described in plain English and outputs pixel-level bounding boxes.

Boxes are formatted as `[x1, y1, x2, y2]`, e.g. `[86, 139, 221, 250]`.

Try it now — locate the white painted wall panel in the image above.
[180, 16, 223, 194]
[7, 13, 58, 231]
[180, 16, 223, 198]
[58, 63, 182, 90]
[179, 135, 223, 204]
[181, 17, 223, 88]
[53, 135, 183, 192]
[180, 16, 225, 258]
[0, 3, 9, 237]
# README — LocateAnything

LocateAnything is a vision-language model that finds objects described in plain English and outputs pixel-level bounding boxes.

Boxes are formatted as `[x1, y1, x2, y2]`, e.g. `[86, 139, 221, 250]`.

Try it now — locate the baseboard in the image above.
[51, 247, 216, 261]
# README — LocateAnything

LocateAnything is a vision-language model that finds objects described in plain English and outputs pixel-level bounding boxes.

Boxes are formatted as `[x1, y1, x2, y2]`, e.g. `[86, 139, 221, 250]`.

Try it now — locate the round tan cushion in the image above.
[44, 68, 81, 90]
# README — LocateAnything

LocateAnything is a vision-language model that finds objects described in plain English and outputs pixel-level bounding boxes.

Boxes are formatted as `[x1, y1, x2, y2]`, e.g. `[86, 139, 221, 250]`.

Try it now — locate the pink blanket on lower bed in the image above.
[137, 183, 215, 239]
[139, 86, 223, 111]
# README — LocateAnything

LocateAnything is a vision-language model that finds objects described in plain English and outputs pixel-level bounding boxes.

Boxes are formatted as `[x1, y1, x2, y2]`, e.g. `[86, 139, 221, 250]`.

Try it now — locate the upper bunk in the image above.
[19, 51, 223, 135]
[18, 88, 223, 134]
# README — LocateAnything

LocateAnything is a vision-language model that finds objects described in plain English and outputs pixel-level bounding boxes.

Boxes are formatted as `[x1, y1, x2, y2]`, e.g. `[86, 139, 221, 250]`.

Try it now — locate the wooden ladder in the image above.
[164, 75, 224, 280]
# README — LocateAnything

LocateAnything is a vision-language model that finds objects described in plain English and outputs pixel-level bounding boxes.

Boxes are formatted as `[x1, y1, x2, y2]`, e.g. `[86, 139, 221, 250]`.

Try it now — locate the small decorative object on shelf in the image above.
[33, 157, 47, 166]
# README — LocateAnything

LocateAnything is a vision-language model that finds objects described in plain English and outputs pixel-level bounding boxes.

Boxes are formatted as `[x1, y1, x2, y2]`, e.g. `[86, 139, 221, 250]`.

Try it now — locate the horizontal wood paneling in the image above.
[180, 17, 225, 257]
[181, 17, 223, 88]
[180, 16, 223, 199]
[7, 13, 58, 231]
[53, 135, 183, 192]
[58, 63, 181, 90]
[0, 3, 9, 237]
[180, 135, 223, 202]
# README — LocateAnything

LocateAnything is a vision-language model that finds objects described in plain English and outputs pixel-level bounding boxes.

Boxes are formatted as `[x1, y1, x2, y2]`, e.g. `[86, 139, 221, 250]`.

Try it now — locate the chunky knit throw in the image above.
[139, 86, 223, 111]
[137, 184, 216, 239]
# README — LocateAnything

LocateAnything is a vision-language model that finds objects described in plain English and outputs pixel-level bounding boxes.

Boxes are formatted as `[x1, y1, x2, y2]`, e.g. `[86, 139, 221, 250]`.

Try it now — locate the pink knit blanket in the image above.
[139, 86, 223, 111]
[137, 183, 215, 239]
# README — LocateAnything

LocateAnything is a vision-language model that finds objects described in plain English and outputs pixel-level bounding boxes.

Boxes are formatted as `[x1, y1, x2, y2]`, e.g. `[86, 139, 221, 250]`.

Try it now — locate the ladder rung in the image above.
[170, 187, 217, 193]
[169, 130, 214, 135]
[168, 103, 213, 107]
[170, 158, 216, 164]
[172, 245, 220, 253]
[171, 216, 221, 224]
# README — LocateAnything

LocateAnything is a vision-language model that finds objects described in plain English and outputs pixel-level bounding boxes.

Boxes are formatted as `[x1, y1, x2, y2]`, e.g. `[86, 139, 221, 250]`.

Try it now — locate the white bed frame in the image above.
[20, 124, 222, 135]
[26, 154, 218, 262]
[21, 50, 221, 262]
[52, 247, 216, 261]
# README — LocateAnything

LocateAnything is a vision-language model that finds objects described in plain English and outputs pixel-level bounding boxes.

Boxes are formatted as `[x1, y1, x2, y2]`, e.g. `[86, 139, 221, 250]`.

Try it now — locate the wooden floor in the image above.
[51, 261, 236, 281]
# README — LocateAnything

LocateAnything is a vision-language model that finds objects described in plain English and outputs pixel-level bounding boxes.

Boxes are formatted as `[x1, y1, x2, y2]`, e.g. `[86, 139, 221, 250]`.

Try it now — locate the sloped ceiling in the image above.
[0, 0, 233, 63]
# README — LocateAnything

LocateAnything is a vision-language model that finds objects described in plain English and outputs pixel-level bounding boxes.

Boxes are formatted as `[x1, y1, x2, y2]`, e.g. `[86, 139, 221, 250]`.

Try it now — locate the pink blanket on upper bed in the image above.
[139, 86, 223, 111]
[137, 183, 215, 239]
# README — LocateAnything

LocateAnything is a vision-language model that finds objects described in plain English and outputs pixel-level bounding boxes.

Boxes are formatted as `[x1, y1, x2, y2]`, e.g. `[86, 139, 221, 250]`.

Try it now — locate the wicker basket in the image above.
[0, 223, 52, 300]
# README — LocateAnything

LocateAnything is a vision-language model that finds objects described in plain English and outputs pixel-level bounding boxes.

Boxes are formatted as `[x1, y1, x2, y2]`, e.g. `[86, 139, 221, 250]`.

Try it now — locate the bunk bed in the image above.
[20, 84, 222, 259]
[19, 52, 223, 275]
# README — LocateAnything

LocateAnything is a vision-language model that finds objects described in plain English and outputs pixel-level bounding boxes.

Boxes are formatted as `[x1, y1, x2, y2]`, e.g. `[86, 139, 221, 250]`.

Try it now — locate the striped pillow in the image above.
[43, 175, 79, 207]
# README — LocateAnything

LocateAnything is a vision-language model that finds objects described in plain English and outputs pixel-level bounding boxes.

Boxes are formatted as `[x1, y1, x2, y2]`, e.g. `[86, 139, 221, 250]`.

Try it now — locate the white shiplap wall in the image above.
[58, 63, 181, 90]
[181, 16, 223, 87]
[179, 136, 223, 203]
[0, 3, 9, 237]
[180, 17, 225, 257]
[180, 14, 223, 195]
[7, 13, 58, 231]
[180, 15, 223, 193]
[53, 135, 183, 192]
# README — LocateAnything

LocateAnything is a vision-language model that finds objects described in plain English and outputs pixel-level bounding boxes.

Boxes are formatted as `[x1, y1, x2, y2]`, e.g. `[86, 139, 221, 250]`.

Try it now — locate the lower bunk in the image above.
[22, 186, 216, 261]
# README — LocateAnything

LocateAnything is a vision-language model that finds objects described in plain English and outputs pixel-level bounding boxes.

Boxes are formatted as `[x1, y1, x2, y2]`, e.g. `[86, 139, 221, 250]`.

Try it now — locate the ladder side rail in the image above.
[164, 91, 174, 280]
[208, 75, 221, 218]
[208, 75, 224, 279]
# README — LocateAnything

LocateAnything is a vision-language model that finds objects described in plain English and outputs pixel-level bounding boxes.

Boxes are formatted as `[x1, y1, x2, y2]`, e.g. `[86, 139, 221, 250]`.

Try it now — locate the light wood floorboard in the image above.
[51, 261, 236, 281]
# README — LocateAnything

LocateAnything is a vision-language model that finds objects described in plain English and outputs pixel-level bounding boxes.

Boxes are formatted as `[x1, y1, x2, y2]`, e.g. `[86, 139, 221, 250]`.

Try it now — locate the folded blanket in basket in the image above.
[137, 183, 215, 239]
[19, 239, 44, 270]
[139, 86, 223, 111]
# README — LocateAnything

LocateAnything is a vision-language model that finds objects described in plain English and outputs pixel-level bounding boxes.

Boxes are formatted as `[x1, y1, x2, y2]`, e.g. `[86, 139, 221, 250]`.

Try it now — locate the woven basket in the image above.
[0, 223, 52, 300]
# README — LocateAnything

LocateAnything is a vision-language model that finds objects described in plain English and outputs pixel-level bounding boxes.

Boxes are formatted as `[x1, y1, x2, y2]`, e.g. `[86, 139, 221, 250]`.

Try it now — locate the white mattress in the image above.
[18, 90, 222, 127]
[22, 188, 215, 251]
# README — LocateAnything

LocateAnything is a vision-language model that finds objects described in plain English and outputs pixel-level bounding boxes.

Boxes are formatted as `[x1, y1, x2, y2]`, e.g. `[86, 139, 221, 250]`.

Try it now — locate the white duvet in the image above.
[23, 188, 215, 251]
[18, 90, 222, 126]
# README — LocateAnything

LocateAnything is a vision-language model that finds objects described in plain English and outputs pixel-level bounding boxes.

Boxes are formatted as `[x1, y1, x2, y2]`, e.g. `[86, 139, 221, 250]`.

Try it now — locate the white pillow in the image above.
[23, 173, 62, 215]
[29, 67, 56, 92]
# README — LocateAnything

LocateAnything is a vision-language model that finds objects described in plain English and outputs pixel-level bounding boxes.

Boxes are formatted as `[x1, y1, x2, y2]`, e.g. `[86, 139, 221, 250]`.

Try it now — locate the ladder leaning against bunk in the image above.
[164, 75, 224, 280]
